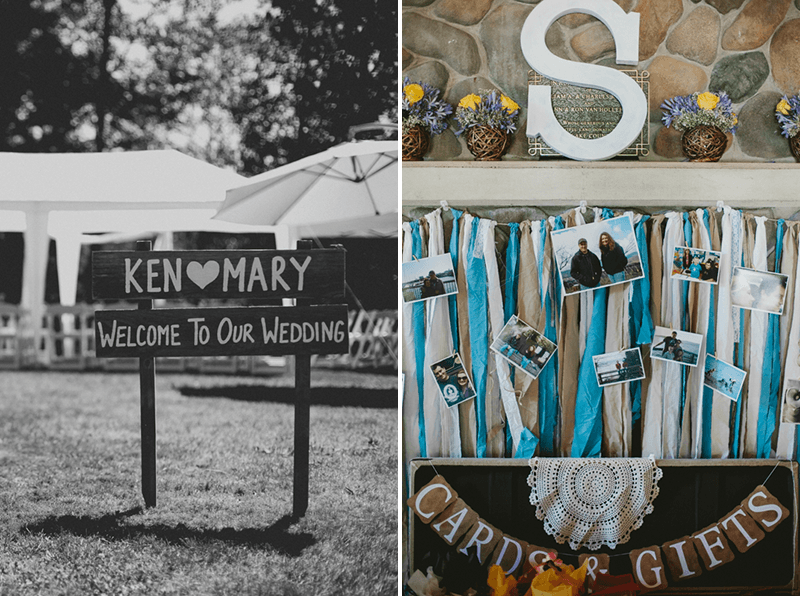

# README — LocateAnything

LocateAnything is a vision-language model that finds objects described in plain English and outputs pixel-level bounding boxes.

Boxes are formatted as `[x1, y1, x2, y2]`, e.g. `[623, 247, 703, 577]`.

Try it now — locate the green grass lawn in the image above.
[0, 369, 398, 595]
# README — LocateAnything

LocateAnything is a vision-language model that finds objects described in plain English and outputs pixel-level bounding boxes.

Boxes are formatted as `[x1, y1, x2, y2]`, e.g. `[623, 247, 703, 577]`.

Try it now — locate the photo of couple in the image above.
[401, 254, 458, 304]
[429, 353, 476, 408]
[551, 215, 644, 295]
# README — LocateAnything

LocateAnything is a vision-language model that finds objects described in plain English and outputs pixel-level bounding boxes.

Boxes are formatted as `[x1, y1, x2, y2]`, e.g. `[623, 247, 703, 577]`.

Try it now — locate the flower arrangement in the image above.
[775, 94, 800, 139]
[402, 77, 453, 136]
[453, 89, 520, 135]
[661, 91, 738, 134]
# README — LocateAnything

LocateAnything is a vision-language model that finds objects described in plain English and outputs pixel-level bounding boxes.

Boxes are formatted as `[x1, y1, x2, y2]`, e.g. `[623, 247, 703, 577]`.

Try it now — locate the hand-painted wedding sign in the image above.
[92, 241, 348, 516]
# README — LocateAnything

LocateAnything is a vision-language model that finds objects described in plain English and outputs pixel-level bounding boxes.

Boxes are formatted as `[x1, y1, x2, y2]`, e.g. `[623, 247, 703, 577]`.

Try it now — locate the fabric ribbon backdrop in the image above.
[402, 205, 800, 463]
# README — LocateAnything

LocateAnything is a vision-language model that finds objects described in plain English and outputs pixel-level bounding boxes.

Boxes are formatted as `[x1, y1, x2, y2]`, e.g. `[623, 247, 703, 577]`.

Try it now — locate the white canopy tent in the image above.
[0, 150, 285, 364]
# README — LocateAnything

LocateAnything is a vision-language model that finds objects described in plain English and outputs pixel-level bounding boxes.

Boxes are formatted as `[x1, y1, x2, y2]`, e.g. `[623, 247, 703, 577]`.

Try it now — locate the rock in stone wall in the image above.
[402, 0, 800, 162]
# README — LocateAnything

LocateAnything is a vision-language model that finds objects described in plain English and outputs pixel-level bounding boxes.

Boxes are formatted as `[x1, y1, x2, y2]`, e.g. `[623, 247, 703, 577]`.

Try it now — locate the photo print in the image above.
[490, 315, 557, 380]
[592, 347, 646, 388]
[704, 355, 746, 402]
[650, 325, 703, 367]
[671, 246, 722, 285]
[780, 379, 800, 424]
[550, 214, 644, 296]
[730, 266, 789, 315]
[402, 253, 457, 304]
[429, 353, 476, 408]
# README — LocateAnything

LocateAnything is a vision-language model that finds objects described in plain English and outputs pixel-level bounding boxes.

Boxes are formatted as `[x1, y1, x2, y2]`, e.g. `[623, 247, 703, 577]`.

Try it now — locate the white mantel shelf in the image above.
[403, 161, 800, 219]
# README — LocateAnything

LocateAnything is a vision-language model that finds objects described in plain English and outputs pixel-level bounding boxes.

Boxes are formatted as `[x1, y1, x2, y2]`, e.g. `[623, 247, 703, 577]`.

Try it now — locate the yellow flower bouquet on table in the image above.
[660, 91, 737, 162]
[453, 89, 520, 161]
[775, 93, 800, 161]
[401, 77, 453, 161]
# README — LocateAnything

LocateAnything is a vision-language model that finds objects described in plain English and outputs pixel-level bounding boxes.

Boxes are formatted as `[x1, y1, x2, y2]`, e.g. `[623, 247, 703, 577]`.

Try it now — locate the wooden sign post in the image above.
[294, 239, 313, 518]
[92, 243, 347, 517]
[137, 241, 157, 508]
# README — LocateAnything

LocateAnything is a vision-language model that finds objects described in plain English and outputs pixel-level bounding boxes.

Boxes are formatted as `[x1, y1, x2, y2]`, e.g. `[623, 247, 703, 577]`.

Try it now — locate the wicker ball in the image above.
[465, 125, 510, 161]
[789, 135, 800, 162]
[402, 126, 430, 161]
[681, 125, 727, 162]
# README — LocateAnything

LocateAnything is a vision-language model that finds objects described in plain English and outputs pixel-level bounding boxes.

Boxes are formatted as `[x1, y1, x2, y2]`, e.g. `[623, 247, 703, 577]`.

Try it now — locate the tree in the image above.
[2, 0, 398, 172]
[0, 1, 97, 152]
[233, 0, 398, 173]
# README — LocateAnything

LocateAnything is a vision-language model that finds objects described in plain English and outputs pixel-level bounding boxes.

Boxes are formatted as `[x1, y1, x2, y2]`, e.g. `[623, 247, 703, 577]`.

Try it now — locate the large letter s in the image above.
[521, 0, 647, 161]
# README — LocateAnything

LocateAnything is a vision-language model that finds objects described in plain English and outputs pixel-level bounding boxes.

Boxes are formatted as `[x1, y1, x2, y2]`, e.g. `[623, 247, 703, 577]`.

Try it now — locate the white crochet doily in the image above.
[527, 456, 662, 551]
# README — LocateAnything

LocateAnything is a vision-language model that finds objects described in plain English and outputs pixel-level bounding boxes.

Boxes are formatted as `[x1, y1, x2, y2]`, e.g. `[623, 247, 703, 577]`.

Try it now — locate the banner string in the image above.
[416, 459, 790, 560]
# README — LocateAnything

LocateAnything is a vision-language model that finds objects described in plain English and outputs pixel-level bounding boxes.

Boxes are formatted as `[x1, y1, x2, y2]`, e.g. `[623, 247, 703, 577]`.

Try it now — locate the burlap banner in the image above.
[407, 475, 790, 590]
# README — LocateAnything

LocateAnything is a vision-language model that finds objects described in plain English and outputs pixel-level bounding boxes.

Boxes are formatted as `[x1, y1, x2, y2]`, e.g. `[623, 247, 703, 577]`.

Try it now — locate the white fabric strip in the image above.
[711, 207, 735, 457]
[401, 222, 421, 460]
[659, 213, 686, 458]
[731, 210, 744, 344]
[777, 226, 800, 459]
[742, 216, 768, 458]
[681, 210, 712, 458]
[483, 219, 524, 455]
[458, 214, 477, 456]
[424, 210, 461, 457]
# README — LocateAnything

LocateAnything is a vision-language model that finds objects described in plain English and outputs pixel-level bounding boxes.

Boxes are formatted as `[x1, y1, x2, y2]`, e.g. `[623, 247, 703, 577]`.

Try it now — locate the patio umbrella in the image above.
[214, 139, 397, 238]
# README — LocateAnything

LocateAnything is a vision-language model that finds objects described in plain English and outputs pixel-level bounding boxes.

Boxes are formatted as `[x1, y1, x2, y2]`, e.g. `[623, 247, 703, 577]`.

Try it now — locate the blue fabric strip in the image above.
[448, 208, 463, 350]
[630, 216, 653, 426]
[538, 220, 557, 456]
[551, 218, 565, 453]
[553, 216, 565, 321]
[570, 208, 614, 459]
[504, 222, 520, 456]
[756, 220, 784, 457]
[410, 221, 427, 457]
[504, 223, 520, 324]
[515, 427, 539, 459]
[467, 217, 489, 457]
[571, 286, 608, 458]
[678, 214, 692, 434]
[700, 210, 716, 458]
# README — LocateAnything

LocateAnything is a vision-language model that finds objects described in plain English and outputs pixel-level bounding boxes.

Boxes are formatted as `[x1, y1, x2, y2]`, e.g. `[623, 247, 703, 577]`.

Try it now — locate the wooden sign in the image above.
[95, 305, 349, 357]
[92, 249, 345, 301]
[92, 240, 347, 516]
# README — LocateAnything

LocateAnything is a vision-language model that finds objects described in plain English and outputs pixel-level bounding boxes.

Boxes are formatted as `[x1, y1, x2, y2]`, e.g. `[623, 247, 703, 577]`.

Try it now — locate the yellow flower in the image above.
[777, 98, 791, 115]
[459, 94, 481, 110]
[501, 95, 519, 113]
[697, 92, 719, 110]
[733, 115, 738, 125]
[404, 83, 424, 105]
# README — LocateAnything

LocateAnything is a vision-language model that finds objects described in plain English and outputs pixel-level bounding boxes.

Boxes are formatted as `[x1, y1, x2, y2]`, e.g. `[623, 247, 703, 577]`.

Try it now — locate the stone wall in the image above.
[402, 0, 800, 161]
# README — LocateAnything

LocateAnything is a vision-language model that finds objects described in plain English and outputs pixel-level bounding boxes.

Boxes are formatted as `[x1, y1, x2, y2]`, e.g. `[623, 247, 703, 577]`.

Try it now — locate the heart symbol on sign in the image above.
[186, 261, 220, 290]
